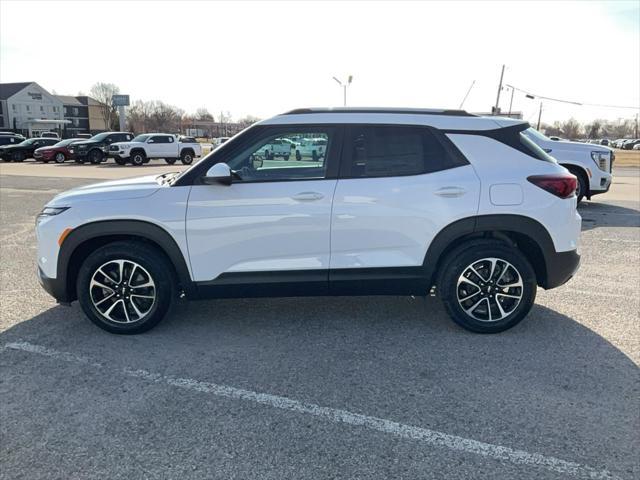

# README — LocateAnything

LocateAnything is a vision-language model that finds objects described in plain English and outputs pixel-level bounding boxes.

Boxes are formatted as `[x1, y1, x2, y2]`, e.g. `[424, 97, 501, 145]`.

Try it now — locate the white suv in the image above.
[36, 107, 581, 334]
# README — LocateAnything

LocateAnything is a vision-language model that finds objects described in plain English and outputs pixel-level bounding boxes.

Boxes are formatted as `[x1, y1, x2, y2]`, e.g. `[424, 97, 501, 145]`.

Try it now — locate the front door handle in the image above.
[292, 192, 324, 201]
[434, 187, 467, 198]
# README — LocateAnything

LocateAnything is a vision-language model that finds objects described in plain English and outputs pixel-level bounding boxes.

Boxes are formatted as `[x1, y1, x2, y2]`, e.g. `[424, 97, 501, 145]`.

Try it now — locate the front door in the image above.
[186, 126, 342, 295]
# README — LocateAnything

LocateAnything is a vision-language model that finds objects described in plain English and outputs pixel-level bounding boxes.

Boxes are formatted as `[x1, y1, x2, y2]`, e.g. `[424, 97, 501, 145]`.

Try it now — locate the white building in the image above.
[0, 82, 69, 136]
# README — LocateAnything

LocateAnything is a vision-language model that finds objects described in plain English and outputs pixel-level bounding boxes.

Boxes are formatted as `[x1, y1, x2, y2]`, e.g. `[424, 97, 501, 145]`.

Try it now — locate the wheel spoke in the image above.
[464, 297, 485, 315]
[496, 292, 521, 300]
[128, 297, 145, 319]
[103, 299, 123, 321]
[459, 290, 481, 302]
[90, 280, 114, 292]
[94, 291, 115, 307]
[459, 276, 481, 289]
[469, 265, 488, 282]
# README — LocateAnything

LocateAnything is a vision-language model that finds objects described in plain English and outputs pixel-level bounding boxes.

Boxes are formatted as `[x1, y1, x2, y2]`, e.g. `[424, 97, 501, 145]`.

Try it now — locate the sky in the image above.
[1, 0, 638, 124]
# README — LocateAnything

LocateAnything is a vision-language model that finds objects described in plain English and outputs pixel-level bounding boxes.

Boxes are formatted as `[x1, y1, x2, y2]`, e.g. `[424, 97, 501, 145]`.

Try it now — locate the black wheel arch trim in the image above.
[423, 214, 574, 289]
[55, 220, 195, 302]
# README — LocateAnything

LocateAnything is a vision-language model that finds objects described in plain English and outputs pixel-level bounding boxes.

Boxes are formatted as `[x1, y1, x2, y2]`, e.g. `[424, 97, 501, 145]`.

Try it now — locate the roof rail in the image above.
[283, 107, 476, 117]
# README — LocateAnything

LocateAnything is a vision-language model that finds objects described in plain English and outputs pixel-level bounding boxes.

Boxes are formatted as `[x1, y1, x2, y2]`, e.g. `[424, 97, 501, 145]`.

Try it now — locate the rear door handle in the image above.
[434, 187, 467, 198]
[292, 192, 324, 201]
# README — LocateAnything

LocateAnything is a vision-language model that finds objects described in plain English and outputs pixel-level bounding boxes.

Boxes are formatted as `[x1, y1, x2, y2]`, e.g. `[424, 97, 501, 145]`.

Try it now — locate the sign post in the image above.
[111, 95, 130, 131]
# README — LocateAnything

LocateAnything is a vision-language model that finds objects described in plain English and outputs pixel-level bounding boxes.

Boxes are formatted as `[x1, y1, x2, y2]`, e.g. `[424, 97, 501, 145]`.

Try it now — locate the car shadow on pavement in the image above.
[1, 295, 638, 477]
[578, 201, 640, 231]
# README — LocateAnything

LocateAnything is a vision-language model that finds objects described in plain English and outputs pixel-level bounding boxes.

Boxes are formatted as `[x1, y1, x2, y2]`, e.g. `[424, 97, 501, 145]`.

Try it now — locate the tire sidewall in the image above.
[76, 243, 174, 334]
[55, 152, 66, 163]
[439, 242, 537, 333]
[131, 152, 145, 166]
[180, 151, 193, 165]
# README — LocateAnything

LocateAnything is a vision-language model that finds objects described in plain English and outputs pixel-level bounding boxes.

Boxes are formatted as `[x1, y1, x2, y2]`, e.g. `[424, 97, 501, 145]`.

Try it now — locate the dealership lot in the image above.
[1, 165, 638, 479]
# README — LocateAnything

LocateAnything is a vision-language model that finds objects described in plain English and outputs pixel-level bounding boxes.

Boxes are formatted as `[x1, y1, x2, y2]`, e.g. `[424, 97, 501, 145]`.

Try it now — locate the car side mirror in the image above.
[203, 162, 232, 185]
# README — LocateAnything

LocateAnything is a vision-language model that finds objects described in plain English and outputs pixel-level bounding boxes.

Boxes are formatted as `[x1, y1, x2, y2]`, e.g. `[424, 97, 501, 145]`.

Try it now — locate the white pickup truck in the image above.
[258, 138, 293, 160]
[108, 133, 202, 166]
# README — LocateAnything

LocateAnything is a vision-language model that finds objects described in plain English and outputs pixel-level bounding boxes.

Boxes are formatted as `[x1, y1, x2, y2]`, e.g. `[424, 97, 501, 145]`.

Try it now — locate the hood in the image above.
[549, 139, 613, 153]
[47, 174, 164, 206]
[35, 145, 57, 153]
[0, 143, 27, 151]
[73, 139, 100, 147]
[111, 141, 144, 148]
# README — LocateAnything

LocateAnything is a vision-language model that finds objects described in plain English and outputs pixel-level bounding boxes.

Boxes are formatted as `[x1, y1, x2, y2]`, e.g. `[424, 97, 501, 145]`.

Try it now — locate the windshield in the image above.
[522, 127, 550, 143]
[519, 131, 556, 163]
[90, 132, 110, 142]
[132, 135, 150, 143]
[53, 139, 76, 147]
[19, 139, 38, 146]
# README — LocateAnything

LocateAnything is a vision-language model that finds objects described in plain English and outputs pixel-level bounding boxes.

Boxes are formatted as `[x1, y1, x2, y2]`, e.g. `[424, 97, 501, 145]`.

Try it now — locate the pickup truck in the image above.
[70, 132, 135, 164]
[108, 133, 203, 166]
[295, 137, 327, 161]
[258, 138, 293, 160]
[518, 125, 614, 203]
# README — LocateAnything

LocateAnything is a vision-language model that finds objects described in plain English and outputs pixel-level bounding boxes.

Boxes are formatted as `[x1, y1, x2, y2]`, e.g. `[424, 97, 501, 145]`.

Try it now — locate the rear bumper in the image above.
[543, 249, 580, 289]
[37, 267, 71, 304]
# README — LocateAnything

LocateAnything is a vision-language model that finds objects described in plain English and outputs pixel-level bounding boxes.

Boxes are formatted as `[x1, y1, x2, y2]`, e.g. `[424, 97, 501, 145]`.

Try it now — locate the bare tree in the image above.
[560, 118, 581, 140]
[195, 108, 214, 121]
[236, 115, 261, 130]
[89, 82, 120, 130]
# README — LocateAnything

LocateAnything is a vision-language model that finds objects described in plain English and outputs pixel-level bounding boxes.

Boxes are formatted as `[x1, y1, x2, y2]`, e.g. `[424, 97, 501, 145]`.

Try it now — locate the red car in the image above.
[34, 138, 85, 163]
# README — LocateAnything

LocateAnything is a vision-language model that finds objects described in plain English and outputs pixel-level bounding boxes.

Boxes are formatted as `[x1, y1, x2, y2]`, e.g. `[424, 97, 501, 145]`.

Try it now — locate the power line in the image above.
[505, 84, 639, 110]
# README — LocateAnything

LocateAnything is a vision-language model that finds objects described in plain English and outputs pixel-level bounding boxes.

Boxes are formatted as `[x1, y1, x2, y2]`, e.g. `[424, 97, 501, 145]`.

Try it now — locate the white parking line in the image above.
[3, 341, 622, 480]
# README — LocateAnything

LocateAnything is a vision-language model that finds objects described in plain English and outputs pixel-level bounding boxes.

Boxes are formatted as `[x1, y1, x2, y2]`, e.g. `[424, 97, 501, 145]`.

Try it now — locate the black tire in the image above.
[89, 149, 103, 164]
[13, 151, 25, 162]
[54, 152, 66, 163]
[114, 157, 127, 166]
[130, 151, 146, 166]
[76, 241, 175, 334]
[283, 154, 290, 161]
[312, 150, 318, 162]
[567, 167, 587, 204]
[165, 158, 177, 165]
[180, 150, 194, 165]
[437, 240, 537, 333]
[295, 150, 301, 161]
[43, 159, 49, 164]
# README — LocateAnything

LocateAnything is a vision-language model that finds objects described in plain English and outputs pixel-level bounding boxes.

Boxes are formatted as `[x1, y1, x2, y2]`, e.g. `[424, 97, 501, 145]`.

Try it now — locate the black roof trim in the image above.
[283, 108, 476, 117]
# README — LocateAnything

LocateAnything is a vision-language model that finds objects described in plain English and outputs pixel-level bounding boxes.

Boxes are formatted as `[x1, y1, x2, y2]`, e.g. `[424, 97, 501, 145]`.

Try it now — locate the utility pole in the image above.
[507, 85, 515, 116]
[493, 64, 505, 115]
[635, 113, 638, 138]
[333, 76, 353, 106]
[537, 102, 543, 130]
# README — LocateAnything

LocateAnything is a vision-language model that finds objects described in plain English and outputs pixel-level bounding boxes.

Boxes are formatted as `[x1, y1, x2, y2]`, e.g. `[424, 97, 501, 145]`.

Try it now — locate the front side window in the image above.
[343, 126, 452, 178]
[225, 130, 332, 182]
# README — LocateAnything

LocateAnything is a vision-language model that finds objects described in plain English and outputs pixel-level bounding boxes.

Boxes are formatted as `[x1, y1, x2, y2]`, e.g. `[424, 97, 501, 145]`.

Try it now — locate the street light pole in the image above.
[333, 75, 353, 106]
[537, 102, 543, 130]
[493, 64, 505, 115]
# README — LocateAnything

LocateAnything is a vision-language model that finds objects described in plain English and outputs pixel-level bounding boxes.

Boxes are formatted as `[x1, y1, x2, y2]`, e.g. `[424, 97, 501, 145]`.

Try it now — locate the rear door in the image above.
[329, 124, 480, 290]
[185, 125, 343, 291]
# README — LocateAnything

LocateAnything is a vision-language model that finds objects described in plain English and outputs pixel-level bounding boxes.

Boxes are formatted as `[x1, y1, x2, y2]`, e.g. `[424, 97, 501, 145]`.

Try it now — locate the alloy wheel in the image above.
[89, 259, 156, 324]
[456, 257, 523, 322]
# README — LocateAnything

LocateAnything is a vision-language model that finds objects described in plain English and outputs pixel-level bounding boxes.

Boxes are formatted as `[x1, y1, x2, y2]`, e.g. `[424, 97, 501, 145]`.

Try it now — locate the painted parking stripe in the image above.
[3, 341, 622, 480]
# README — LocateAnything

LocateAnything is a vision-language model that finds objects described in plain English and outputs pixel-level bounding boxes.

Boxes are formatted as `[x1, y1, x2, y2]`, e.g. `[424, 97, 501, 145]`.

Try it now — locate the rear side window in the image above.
[342, 125, 466, 178]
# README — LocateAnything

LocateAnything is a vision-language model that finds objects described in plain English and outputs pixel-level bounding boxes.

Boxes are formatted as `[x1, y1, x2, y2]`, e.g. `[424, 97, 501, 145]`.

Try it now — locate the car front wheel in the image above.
[130, 152, 146, 166]
[76, 242, 175, 334]
[54, 152, 66, 163]
[89, 150, 103, 164]
[438, 240, 536, 333]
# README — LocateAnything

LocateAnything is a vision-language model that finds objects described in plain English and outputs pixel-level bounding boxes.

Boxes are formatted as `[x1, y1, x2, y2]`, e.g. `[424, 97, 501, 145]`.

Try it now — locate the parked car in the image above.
[69, 132, 134, 164]
[600, 139, 610, 146]
[75, 133, 93, 139]
[0, 133, 25, 148]
[35, 107, 580, 335]
[0, 137, 59, 162]
[622, 139, 640, 150]
[39, 131, 60, 139]
[522, 127, 613, 203]
[295, 137, 327, 161]
[108, 133, 203, 166]
[633, 143, 640, 150]
[258, 138, 292, 160]
[213, 137, 230, 150]
[33, 138, 86, 163]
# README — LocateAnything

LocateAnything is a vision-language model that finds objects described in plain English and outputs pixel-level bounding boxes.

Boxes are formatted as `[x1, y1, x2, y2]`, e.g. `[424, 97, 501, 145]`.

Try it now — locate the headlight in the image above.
[591, 151, 610, 171]
[38, 206, 70, 218]
[69, 149, 74, 153]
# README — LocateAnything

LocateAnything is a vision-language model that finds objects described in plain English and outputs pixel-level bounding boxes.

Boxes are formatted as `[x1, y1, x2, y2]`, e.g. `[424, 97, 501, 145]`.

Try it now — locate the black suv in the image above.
[70, 132, 134, 164]
[0, 137, 58, 162]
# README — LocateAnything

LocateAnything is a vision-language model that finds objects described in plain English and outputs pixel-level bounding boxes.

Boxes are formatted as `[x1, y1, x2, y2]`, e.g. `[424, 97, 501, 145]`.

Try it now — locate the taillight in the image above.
[527, 173, 577, 199]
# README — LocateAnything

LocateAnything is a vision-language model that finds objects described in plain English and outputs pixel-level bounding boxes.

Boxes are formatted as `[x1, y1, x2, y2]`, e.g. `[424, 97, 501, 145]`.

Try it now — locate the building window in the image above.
[53, 106, 58, 113]
[26, 105, 31, 112]
[40, 106, 45, 112]
[73, 107, 79, 116]
[12, 104, 17, 112]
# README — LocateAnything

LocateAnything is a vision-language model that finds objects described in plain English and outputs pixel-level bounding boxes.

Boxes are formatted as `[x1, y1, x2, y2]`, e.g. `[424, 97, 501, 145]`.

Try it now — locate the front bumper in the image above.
[544, 249, 580, 289]
[38, 266, 71, 304]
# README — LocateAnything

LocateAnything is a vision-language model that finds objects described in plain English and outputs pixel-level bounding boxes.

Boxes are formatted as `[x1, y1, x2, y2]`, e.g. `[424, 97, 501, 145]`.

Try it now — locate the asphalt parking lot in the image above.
[0, 163, 638, 480]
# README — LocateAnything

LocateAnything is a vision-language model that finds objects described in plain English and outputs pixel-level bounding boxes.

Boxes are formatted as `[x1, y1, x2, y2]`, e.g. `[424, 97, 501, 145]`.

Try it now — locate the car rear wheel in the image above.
[438, 240, 537, 333]
[312, 150, 318, 162]
[131, 151, 146, 166]
[114, 157, 127, 165]
[180, 150, 194, 165]
[295, 150, 301, 161]
[165, 158, 177, 165]
[76, 242, 175, 334]
[54, 152, 66, 163]
[13, 151, 25, 162]
[283, 154, 290, 161]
